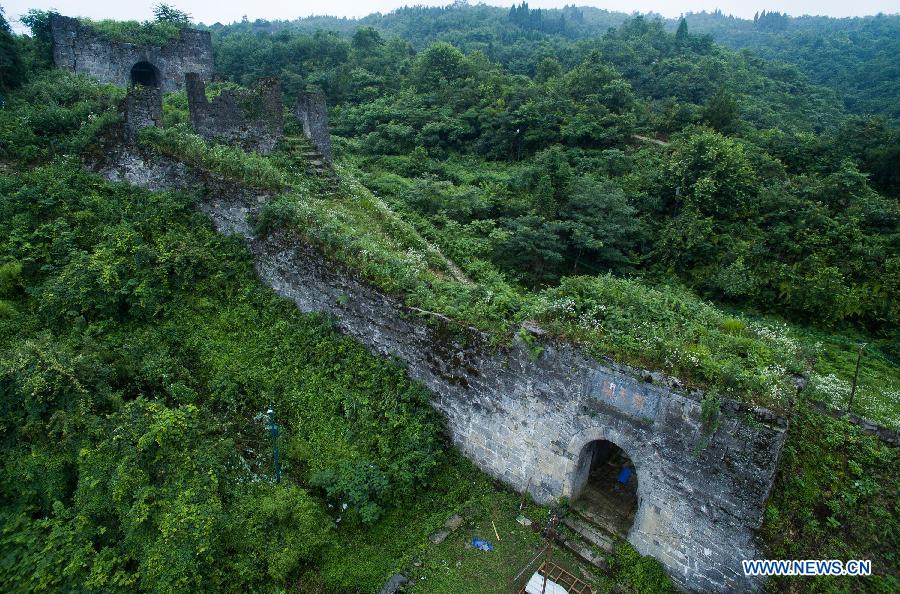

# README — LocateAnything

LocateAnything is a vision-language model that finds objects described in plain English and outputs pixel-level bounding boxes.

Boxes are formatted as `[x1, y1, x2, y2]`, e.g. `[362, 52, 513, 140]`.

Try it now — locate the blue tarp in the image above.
[472, 538, 493, 551]
[617, 467, 632, 484]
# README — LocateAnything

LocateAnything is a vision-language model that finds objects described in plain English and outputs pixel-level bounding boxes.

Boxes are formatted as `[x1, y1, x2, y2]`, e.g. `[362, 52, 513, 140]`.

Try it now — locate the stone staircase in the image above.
[558, 509, 621, 571]
[556, 485, 634, 571]
[283, 135, 333, 179]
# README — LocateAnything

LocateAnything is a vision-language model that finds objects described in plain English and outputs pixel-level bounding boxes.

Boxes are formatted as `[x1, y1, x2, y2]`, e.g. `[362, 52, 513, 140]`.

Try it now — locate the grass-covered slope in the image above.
[761, 405, 899, 592]
[141, 123, 804, 413]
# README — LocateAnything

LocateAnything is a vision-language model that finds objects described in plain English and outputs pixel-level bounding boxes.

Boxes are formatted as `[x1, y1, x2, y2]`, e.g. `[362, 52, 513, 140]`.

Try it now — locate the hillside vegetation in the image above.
[204, 10, 898, 426]
[0, 6, 897, 593]
[209, 4, 900, 123]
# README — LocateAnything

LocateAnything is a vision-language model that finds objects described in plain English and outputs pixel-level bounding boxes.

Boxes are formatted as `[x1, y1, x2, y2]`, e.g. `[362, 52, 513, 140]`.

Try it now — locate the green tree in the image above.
[153, 3, 190, 25]
[535, 57, 561, 83]
[0, 6, 24, 91]
[667, 128, 759, 220]
[410, 42, 472, 93]
[562, 175, 641, 273]
[702, 87, 740, 134]
[675, 17, 689, 43]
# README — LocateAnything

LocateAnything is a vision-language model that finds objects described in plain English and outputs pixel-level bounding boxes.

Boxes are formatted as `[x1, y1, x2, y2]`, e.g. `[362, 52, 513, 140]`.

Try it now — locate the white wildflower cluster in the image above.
[577, 305, 606, 331]
[762, 363, 787, 379]
[664, 348, 681, 368]
[808, 372, 851, 408]
[747, 319, 802, 357]
[534, 296, 576, 318]
[404, 247, 427, 271]
[847, 386, 899, 429]
[767, 378, 791, 402]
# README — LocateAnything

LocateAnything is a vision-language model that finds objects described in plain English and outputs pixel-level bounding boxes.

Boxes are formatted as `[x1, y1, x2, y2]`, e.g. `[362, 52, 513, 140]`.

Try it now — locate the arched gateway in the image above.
[570, 438, 639, 538]
[130, 61, 160, 87]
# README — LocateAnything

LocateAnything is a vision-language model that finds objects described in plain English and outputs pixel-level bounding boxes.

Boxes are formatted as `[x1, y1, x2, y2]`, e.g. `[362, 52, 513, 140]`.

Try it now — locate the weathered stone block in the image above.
[123, 85, 162, 143]
[294, 91, 333, 162]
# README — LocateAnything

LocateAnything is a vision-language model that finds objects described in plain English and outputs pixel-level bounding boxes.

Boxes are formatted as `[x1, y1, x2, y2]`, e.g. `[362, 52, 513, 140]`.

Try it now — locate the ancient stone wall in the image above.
[186, 74, 284, 154]
[100, 149, 787, 592]
[245, 236, 784, 594]
[123, 86, 163, 143]
[294, 91, 333, 162]
[49, 14, 213, 92]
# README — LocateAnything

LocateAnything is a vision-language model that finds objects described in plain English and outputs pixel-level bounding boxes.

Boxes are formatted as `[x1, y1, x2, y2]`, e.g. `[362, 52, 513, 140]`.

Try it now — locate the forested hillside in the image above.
[210, 8, 899, 354]
[207, 4, 900, 122]
[0, 4, 898, 593]
[679, 10, 900, 120]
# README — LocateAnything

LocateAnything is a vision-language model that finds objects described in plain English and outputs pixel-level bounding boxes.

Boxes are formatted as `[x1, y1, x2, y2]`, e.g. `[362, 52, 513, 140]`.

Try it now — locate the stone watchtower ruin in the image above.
[49, 13, 214, 92]
[48, 13, 333, 161]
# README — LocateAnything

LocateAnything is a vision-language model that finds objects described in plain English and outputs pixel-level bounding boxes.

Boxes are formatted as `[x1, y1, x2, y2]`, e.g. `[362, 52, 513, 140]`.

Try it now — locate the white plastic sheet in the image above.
[524, 572, 569, 594]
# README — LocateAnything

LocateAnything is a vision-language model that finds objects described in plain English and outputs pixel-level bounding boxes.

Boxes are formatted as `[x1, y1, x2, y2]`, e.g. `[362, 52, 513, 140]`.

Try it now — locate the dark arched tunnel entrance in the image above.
[130, 61, 160, 87]
[570, 439, 638, 537]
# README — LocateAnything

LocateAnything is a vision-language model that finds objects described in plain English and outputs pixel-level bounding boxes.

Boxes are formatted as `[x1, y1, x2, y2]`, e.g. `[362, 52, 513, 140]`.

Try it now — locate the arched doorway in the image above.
[570, 439, 638, 537]
[130, 61, 160, 87]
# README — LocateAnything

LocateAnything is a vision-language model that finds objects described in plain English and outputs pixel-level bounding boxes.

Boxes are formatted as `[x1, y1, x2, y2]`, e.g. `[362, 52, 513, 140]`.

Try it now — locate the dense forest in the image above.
[209, 4, 900, 122]
[0, 3, 898, 593]
[209, 6, 899, 348]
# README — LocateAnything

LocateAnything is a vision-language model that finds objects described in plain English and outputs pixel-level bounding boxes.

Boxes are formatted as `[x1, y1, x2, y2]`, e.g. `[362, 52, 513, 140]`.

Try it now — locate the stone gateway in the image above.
[49, 14, 214, 92]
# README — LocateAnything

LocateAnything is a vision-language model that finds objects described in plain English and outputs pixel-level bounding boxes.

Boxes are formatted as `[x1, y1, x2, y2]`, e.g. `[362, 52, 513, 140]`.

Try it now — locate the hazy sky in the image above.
[4, 0, 898, 33]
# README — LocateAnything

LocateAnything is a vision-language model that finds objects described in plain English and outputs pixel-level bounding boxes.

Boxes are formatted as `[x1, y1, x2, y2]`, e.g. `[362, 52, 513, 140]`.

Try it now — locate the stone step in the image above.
[562, 516, 615, 553]
[558, 535, 609, 570]
[570, 503, 629, 540]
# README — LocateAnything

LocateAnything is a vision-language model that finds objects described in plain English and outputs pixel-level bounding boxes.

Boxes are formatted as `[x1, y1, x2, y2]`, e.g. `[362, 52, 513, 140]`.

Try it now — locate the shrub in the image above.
[138, 125, 288, 190]
[80, 18, 184, 46]
[611, 543, 677, 593]
[311, 460, 391, 525]
[0, 262, 22, 296]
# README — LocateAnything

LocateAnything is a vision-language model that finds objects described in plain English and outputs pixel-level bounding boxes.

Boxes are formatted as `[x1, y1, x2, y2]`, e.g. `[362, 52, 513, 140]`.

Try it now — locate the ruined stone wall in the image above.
[100, 150, 787, 592]
[246, 236, 784, 594]
[294, 91, 333, 162]
[49, 14, 213, 92]
[186, 74, 284, 154]
[123, 86, 162, 143]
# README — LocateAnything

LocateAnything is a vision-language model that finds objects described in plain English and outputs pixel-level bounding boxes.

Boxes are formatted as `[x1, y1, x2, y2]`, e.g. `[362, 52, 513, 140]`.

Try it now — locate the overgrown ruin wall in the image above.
[49, 14, 213, 92]
[100, 150, 788, 593]
[123, 86, 162, 142]
[186, 74, 284, 154]
[295, 91, 333, 162]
